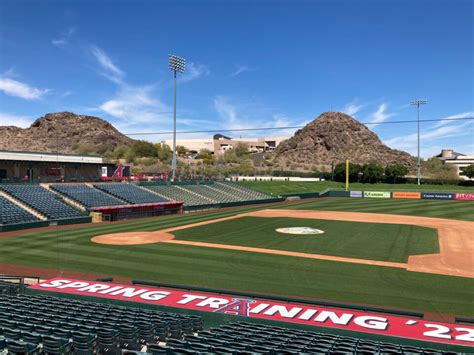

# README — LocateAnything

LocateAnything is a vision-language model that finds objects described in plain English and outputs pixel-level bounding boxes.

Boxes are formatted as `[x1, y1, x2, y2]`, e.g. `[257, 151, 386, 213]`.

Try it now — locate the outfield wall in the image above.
[301, 190, 474, 201]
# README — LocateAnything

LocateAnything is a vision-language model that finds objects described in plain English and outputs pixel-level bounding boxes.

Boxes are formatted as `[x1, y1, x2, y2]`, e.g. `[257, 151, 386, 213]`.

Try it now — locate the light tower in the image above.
[169, 54, 186, 181]
[410, 99, 427, 185]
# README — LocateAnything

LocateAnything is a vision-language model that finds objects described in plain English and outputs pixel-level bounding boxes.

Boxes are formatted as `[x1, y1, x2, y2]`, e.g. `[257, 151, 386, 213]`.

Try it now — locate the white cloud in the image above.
[52, 26, 77, 47]
[383, 120, 473, 158]
[433, 111, 474, 128]
[90, 45, 125, 84]
[229, 65, 254, 77]
[367, 103, 394, 127]
[341, 100, 364, 117]
[178, 62, 210, 83]
[213, 96, 302, 138]
[0, 77, 49, 100]
[0, 112, 32, 128]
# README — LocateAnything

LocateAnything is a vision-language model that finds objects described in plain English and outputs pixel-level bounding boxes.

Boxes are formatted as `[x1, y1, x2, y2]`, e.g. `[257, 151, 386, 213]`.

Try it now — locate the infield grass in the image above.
[172, 216, 438, 263]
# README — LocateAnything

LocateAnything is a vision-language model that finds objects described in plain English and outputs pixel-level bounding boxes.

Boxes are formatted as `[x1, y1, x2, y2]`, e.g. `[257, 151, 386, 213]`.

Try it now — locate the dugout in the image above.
[0, 150, 115, 183]
[91, 202, 183, 221]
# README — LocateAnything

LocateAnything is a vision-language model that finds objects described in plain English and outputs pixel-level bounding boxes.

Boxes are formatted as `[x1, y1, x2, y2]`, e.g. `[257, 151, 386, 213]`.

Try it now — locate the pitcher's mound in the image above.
[91, 232, 175, 245]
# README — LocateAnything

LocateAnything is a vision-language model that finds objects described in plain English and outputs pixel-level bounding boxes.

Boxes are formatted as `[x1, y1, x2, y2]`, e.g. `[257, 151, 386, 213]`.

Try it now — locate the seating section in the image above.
[0, 294, 202, 354]
[0, 295, 457, 354]
[146, 182, 276, 207]
[51, 184, 127, 208]
[0, 185, 84, 220]
[0, 195, 39, 225]
[94, 184, 169, 204]
[0, 281, 24, 296]
[158, 321, 456, 354]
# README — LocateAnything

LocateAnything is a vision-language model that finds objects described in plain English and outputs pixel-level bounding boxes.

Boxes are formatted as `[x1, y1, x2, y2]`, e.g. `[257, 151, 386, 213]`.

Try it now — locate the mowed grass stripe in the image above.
[3, 240, 472, 315]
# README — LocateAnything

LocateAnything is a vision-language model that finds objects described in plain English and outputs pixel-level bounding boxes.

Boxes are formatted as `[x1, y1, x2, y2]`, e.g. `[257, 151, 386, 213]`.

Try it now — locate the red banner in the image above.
[29, 278, 474, 347]
[455, 193, 474, 201]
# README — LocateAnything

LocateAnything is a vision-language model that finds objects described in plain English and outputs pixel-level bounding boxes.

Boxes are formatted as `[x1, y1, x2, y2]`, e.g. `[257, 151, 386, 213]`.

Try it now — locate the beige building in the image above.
[435, 149, 474, 180]
[166, 134, 289, 156]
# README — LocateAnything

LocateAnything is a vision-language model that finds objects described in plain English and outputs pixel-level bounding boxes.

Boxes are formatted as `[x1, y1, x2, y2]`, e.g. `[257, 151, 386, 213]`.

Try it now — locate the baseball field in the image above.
[1, 196, 473, 318]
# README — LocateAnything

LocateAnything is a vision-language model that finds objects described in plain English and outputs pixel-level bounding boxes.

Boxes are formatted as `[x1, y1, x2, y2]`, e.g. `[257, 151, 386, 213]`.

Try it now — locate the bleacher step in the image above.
[0, 191, 47, 220]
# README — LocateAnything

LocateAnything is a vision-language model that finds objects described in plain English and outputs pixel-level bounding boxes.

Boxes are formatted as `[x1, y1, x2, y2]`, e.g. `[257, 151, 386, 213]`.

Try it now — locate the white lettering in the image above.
[177, 294, 207, 304]
[39, 279, 72, 288]
[299, 309, 318, 320]
[196, 297, 229, 309]
[140, 291, 170, 301]
[313, 311, 353, 325]
[98, 286, 124, 294]
[57, 281, 90, 289]
[77, 284, 111, 293]
[354, 316, 388, 330]
[264, 305, 303, 319]
[109, 287, 148, 298]
[249, 303, 270, 314]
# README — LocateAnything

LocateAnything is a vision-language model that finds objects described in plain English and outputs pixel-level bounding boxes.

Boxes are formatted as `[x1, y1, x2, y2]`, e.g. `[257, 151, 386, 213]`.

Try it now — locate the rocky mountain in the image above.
[0, 112, 134, 154]
[275, 112, 416, 170]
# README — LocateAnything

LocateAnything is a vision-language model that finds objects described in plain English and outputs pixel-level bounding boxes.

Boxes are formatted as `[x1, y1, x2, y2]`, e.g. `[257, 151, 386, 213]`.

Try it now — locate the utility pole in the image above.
[410, 99, 427, 185]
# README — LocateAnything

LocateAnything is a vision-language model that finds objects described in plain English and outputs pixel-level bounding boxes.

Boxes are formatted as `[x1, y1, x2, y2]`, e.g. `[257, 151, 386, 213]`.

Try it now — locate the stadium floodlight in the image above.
[169, 54, 186, 181]
[410, 99, 428, 186]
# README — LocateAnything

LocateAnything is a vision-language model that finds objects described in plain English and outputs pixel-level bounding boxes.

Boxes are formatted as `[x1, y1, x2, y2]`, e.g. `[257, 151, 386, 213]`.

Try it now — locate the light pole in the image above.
[169, 54, 186, 181]
[410, 99, 427, 185]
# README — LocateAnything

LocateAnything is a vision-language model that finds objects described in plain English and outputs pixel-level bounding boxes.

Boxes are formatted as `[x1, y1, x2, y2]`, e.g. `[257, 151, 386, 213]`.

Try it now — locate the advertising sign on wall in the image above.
[29, 278, 474, 347]
[421, 193, 454, 200]
[350, 191, 363, 198]
[392, 192, 421, 199]
[363, 191, 391, 199]
[455, 193, 474, 201]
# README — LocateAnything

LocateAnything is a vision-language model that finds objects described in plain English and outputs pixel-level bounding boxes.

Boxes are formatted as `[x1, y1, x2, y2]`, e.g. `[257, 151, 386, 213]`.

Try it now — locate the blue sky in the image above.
[0, 0, 472, 157]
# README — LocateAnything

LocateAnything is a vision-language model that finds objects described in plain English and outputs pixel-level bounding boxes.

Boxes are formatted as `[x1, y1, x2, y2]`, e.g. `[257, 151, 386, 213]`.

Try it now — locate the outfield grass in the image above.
[1, 200, 473, 315]
[172, 216, 438, 263]
[274, 198, 474, 221]
[239, 180, 474, 195]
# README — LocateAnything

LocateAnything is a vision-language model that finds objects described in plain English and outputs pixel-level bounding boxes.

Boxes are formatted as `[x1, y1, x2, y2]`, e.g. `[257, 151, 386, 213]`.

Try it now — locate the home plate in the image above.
[276, 227, 325, 235]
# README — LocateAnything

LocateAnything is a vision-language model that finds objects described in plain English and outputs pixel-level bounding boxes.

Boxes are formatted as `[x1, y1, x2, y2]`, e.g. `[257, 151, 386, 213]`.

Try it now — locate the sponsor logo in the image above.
[392, 192, 421, 199]
[363, 191, 391, 199]
[276, 227, 325, 235]
[28, 278, 474, 347]
[421, 193, 454, 200]
[350, 191, 363, 198]
[455, 193, 474, 201]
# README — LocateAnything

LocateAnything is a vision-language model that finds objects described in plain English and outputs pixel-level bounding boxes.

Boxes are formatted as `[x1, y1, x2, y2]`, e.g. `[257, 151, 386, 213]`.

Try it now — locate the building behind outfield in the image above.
[436, 149, 474, 180]
[0, 150, 114, 183]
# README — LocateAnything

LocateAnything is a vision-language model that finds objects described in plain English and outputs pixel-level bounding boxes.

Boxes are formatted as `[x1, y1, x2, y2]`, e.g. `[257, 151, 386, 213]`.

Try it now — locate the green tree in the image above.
[154, 143, 172, 163]
[361, 163, 385, 183]
[234, 142, 249, 157]
[124, 149, 137, 163]
[111, 145, 130, 159]
[421, 158, 458, 180]
[334, 162, 362, 182]
[385, 164, 409, 183]
[132, 140, 156, 157]
[176, 145, 188, 157]
[197, 149, 215, 165]
[460, 164, 474, 179]
[223, 149, 238, 163]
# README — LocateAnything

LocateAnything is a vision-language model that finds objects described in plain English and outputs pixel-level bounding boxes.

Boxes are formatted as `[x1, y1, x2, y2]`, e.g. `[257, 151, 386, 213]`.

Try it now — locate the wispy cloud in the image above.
[0, 77, 49, 100]
[52, 26, 77, 47]
[178, 62, 210, 83]
[213, 96, 302, 137]
[367, 103, 394, 127]
[341, 100, 365, 117]
[229, 64, 255, 77]
[0, 112, 32, 128]
[433, 111, 474, 128]
[90, 45, 125, 84]
[383, 120, 473, 157]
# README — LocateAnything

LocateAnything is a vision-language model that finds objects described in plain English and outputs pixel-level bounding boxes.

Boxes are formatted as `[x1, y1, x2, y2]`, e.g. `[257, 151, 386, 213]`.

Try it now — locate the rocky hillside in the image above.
[275, 112, 416, 170]
[0, 112, 134, 154]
